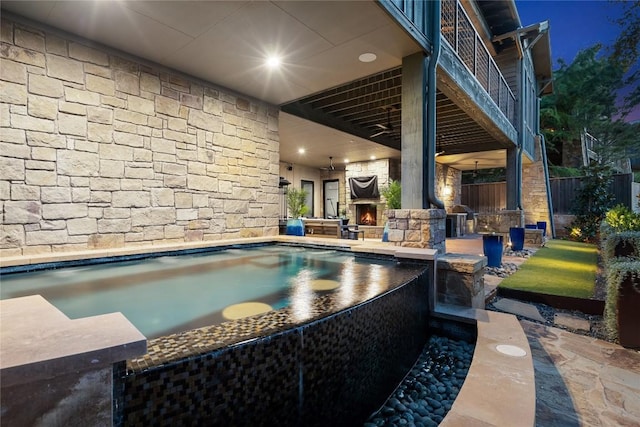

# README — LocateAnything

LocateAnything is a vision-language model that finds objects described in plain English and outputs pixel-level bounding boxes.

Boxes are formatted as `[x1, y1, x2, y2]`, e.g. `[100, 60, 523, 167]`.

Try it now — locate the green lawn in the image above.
[498, 239, 598, 298]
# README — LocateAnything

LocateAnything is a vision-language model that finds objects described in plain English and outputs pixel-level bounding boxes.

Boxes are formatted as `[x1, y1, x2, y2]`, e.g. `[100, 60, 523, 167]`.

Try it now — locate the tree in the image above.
[568, 162, 616, 242]
[611, 0, 640, 115]
[540, 45, 640, 166]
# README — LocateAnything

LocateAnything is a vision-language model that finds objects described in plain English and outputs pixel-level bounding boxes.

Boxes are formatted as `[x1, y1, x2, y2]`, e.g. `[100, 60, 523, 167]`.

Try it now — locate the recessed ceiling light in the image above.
[358, 52, 377, 63]
[370, 155, 376, 160]
[298, 148, 305, 154]
[266, 55, 281, 69]
[344, 158, 350, 163]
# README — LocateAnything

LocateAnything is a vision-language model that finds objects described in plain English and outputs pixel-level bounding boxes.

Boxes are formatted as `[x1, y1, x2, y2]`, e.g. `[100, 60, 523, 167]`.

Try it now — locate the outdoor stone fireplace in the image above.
[345, 158, 400, 228]
[356, 204, 378, 226]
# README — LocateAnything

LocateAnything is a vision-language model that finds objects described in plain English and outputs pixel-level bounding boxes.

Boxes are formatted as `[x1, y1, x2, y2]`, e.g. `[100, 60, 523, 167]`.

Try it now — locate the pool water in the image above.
[0, 245, 397, 339]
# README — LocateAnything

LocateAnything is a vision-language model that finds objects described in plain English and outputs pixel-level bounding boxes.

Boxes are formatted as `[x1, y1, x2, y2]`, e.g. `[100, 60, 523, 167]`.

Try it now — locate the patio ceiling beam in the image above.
[281, 102, 400, 150]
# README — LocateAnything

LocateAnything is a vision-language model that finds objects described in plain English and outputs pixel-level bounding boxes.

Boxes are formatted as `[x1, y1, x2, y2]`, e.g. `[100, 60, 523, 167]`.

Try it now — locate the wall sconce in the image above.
[443, 185, 452, 196]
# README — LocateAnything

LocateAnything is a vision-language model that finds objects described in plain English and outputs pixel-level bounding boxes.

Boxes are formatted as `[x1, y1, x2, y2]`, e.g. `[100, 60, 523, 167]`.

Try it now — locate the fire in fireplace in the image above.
[356, 204, 377, 226]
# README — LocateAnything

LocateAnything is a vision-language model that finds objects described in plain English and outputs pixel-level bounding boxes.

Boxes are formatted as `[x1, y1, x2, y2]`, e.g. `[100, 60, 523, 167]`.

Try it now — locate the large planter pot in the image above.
[482, 234, 503, 268]
[285, 218, 305, 236]
[509, 227, 525, 251]
[617, 272, 640, 348]
[536, 221, 547, 237]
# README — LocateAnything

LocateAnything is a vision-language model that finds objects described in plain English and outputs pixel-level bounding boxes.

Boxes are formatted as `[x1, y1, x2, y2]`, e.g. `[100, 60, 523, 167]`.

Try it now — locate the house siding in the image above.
[494, 45, 518, 92]
[0, 17, 280, 257]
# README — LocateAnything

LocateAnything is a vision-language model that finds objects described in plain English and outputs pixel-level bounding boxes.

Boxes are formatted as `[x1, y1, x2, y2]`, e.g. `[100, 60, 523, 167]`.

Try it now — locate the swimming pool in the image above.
[1, 239, 437, 425]
[0, 244, 399, 339]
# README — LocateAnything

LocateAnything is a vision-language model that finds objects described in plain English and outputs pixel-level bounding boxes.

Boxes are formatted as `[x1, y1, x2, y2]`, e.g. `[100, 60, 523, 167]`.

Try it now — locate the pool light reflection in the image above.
[336, 259, 356, 308]
[290, 269, 314, 322]
[365, 264, 386, 300]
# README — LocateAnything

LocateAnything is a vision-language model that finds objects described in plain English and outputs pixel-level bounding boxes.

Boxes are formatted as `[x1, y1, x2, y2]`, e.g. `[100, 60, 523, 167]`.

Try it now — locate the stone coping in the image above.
[437, 253, 486, 272]
[0, 295, 147, 388]
[0, 235, 436, 269]
[435, 305, 536, 427]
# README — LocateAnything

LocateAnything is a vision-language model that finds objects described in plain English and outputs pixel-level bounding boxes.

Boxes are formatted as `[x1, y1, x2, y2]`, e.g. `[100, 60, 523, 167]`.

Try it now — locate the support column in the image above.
[402, 52, 427, 209]
[506, 146, 518, 210]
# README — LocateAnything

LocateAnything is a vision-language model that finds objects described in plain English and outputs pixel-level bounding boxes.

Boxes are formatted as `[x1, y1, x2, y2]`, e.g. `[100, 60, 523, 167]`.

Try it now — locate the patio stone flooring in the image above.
[446, 234, 640, 427]
[523, 320, 640, 426]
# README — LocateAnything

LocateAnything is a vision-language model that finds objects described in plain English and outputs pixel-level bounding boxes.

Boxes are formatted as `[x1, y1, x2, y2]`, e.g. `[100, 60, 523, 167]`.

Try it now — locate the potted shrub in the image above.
[604, 261, 640, 348]
[602, 204, 640, 348]
[286, 187, 309, 236]
[380, 179, 401, 242]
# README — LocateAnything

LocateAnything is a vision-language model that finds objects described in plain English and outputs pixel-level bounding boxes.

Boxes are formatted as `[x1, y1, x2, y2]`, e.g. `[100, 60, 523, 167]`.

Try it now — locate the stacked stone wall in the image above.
[522, 136, 551, 228]
[0, 17, 280, 257]
[387, 209, 446, 253]
[436, 164, 461, 209]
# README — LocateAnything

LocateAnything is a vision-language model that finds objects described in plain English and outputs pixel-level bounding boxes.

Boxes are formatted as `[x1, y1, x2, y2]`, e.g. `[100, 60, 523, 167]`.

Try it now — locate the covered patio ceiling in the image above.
[3, 0, 515, 172]
[282, 66, 516, 171]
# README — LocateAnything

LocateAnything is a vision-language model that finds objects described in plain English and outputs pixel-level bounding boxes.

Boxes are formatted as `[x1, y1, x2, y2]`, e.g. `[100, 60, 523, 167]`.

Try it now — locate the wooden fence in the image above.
[461, 173, 633, 214]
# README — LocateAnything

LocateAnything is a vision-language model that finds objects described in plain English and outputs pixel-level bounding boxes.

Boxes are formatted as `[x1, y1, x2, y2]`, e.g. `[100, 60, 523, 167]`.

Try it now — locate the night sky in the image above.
[516, 0, 638, 121]
[517, 0, 624, 65]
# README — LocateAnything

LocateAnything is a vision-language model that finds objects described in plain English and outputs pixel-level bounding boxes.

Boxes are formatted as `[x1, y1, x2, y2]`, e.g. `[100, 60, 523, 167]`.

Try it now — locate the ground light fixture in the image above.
[495, 344, 527, 357]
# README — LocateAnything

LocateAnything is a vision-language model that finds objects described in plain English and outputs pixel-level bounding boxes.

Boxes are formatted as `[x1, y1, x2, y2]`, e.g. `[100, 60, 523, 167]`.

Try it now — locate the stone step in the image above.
[492, 298, 546, 322]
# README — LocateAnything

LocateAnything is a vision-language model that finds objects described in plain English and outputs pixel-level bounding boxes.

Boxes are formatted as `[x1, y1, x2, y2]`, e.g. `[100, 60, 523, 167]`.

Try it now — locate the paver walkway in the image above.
[446, 235, 640, 427]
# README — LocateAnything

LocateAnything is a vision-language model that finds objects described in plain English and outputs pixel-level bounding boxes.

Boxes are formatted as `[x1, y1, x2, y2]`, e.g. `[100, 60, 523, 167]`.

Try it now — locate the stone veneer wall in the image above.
[0, 17, 280, 257]
[522, 136, 552, 228]
[436, 163, 462, 209]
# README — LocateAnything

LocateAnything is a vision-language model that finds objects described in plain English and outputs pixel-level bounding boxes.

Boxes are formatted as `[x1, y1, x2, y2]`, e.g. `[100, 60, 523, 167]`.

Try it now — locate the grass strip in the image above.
[498, 239, 597, 298]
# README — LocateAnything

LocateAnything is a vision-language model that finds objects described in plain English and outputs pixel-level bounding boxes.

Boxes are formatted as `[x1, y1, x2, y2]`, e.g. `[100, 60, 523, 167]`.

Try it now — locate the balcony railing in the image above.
[581, 131, 632, 173]
[441, 0, 516, 125]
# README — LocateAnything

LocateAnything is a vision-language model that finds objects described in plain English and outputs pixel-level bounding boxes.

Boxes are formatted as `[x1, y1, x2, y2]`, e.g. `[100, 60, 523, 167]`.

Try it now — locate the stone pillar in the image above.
[402, 53, 426, 209]
[437, 254, 487, 309]
[387, 209, 446, 253]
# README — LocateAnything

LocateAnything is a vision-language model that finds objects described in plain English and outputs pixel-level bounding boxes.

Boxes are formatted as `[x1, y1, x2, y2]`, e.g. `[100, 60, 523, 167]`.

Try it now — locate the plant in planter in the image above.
[380, 179, 401, 242]
[604, 261, 640, 348]
[285, 187, 309, 236]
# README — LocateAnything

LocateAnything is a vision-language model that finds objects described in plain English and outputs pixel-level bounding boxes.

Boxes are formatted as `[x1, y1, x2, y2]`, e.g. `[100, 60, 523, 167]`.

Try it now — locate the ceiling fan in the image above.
[370, 107, 395, 138]
[320, 156, 336, 171]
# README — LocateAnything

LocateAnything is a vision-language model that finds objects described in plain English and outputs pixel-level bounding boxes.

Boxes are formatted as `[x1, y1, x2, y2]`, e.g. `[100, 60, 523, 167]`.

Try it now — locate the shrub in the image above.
[601, 231, 640, 261]
[568, 163, 616, 242]
[604, 204, 640, 232]
[380, 179, 401, 209]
